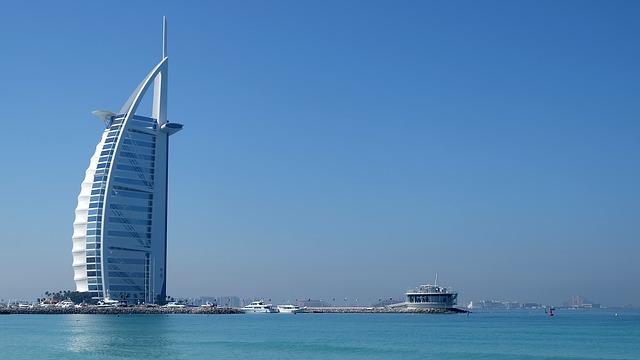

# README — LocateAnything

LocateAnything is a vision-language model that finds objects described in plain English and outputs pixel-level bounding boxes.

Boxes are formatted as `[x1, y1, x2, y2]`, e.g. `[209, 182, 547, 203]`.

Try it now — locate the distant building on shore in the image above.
[563, 294, 600, 309]
[71, 18, 183, 305]
[405, 283, 458, 309]
[467, 300, 543, 309]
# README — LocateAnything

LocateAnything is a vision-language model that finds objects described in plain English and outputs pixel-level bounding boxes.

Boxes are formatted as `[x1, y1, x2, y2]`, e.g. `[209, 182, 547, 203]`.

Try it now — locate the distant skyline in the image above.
[1, 1, 638, 307]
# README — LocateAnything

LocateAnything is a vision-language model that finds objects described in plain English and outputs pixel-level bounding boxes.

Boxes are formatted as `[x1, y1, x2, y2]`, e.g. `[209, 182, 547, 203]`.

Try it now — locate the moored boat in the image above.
[276, 304, 305, 314]
[56, 300, 75, 308]
[163, 302, 186, 308]
[240, 300, 277, 313]
[97, 297, 127, 307]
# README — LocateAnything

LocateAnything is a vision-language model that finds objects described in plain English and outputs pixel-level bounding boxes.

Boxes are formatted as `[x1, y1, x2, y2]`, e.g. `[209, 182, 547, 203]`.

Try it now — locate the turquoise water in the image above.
[1, 309, 638, 359]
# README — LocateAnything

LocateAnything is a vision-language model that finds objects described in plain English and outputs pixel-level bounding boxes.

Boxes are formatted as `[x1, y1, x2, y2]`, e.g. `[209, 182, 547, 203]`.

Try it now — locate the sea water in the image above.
[0, 309, 638, 359]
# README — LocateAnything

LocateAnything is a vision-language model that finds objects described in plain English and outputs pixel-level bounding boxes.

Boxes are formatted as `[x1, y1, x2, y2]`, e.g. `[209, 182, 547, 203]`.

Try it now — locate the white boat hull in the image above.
[277, 305, 304, 314]
[240, 300, 277, 313]
[240, 307, 277, 313]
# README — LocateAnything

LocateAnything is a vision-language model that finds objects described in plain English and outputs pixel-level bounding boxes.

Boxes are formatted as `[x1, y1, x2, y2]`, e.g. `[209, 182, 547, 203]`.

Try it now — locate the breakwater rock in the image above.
[3, 306, 468, 315]
[305, 307, 468, 314]
[4, 306, 241, 315]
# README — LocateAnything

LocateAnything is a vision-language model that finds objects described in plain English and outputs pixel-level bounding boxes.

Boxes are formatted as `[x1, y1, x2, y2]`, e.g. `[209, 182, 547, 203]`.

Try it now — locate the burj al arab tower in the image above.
[72, 18, 183, 304]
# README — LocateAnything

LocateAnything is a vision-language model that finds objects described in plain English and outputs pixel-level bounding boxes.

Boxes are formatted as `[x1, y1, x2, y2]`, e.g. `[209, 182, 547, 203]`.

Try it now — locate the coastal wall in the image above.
[305, 307, 468, 314]
[2, 307, 240, 315]
[2, 306, 468, 315]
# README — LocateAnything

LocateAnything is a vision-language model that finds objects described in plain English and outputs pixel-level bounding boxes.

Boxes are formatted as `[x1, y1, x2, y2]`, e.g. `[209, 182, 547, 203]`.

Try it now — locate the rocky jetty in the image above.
[2, 305, 468, 315]
[305, 306, 468, 314]
[3, 306, 241, 315]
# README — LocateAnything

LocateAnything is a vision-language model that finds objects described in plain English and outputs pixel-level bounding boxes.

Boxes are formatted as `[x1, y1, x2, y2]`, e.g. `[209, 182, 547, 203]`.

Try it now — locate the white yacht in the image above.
[56, 300, 75, 308]
[276, 304, 305, 314]
[240, 300, 277, 313]
[97, 297, 125, 307]
[163, 302, 186, 308]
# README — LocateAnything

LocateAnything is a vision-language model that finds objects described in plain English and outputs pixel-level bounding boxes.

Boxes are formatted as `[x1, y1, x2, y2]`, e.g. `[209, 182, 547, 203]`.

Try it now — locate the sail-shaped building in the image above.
[72, 18, 182, 304]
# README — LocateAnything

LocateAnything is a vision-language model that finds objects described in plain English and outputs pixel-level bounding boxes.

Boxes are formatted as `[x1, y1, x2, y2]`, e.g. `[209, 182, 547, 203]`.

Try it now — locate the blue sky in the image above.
[0, 0, 638, 306]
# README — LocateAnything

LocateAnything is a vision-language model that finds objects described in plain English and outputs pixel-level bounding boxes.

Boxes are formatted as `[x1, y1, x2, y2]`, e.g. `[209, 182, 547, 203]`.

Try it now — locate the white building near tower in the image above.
[71, 18, 182, 304]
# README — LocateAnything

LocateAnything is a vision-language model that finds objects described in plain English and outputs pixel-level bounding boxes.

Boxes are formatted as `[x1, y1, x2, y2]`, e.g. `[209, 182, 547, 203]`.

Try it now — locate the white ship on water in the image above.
[276, 304, 305, 314]
[240, 300, 277, 313]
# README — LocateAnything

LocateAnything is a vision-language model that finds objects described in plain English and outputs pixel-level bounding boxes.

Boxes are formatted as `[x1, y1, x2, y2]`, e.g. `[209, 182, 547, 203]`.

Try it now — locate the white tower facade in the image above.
[72, 18, 182, 304]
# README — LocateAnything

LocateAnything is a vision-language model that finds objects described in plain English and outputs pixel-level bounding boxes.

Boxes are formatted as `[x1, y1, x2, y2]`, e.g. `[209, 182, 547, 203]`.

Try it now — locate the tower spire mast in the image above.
[162, 16, 167, 58]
